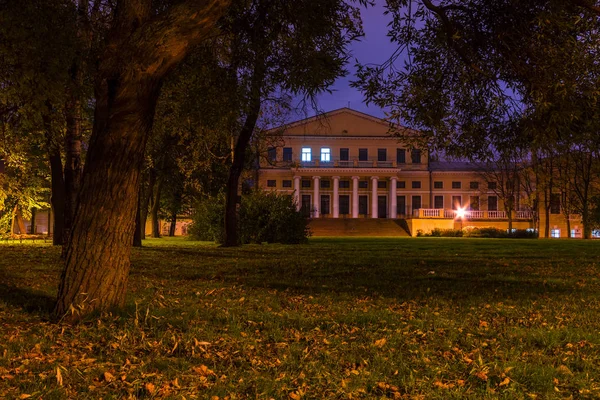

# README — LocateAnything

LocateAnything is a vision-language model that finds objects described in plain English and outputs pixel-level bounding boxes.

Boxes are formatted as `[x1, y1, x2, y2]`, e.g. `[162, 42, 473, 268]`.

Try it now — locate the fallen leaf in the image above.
[374, 338, 387, 348]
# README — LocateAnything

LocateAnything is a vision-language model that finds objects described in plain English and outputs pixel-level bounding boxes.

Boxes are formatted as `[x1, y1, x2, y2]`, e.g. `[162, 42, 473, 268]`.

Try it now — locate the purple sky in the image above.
[294, 2, 394, 119]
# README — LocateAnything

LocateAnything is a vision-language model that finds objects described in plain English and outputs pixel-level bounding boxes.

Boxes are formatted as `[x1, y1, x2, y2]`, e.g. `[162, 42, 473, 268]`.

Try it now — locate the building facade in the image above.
[258, 108, 584, 238]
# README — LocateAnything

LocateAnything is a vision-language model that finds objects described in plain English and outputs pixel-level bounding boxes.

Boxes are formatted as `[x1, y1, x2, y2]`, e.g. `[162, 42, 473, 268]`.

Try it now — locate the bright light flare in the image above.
[455, 206, 466, 219]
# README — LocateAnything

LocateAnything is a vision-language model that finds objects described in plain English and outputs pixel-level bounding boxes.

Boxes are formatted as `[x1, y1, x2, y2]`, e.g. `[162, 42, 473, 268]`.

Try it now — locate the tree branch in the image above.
[571, 0, 600, 16]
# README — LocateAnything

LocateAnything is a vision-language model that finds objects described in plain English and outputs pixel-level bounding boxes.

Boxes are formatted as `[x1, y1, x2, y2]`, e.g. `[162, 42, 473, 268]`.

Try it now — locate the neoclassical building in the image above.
[258, 108, 583, 238]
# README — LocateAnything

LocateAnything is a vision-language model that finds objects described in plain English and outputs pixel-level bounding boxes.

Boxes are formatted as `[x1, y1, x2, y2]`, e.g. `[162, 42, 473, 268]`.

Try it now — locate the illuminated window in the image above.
[551, 229, 561, 238]
[301, 147, 311, 162]
[321, 147, 331, 162]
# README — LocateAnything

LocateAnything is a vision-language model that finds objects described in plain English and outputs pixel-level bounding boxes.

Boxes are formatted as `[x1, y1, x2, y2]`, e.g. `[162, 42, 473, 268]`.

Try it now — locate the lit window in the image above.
[321, 147, 331, 162]
[301, 147, 311, 162]
[551, 229, 561, 238]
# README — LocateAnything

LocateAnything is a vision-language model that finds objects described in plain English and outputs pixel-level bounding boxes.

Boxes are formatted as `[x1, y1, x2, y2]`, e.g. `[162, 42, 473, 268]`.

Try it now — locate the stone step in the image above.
[308, 219, 410, 237]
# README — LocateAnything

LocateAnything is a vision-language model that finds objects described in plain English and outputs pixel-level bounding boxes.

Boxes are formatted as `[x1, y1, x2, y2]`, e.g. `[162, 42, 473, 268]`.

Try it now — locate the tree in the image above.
[53, 0, 230, 321]
[221, 0, 364, 246]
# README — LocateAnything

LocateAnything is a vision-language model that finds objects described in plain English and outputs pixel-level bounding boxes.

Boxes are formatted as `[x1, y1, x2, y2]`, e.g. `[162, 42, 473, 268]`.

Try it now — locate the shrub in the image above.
[425, 228, 463, 237]
[189, 191, 310, 244]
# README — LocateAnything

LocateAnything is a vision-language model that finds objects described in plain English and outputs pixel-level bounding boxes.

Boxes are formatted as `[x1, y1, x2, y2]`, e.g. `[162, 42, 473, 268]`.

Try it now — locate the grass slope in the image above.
[1, 237, 600, 399]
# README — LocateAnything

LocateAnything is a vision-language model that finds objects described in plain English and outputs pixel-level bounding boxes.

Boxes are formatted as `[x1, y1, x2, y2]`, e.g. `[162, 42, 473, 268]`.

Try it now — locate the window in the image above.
[301, 147, 311, 162]
[301, 179, 311, 188]
[412, 181, 421, 189]
[488, 195, 498, 211]
[267, 180, 276, 188]
[434, 181, 443, 189]
[321, 195, 330, 215]
[321, 147, 331, 162]
[551, 229, 561, 238]
[283, 147, 292, 161]
[301, 195, 311, 217]
[359, 195, 368, 214]
[452, 196, 462, 210]
[339, 180, 350, 189]
[359, 148, 368, 161]
[397, 195, 406, 216]
[488, 182, 497, 190]
[359, 181, 368, 189]
[377, 181, 387, 189]
[320, 180, 331, 189]
[469, 196, 480, 211]
[378, 148, 387, 162]
[397, 149, 406, 164]
[470, 181, 479, 190]
[550, 193, 561, 214]
[412, 195, 422, 210]
[340, 148, 349, 161]
[267, 147, 277, 162]
[411, 149, 421, 164]
[452, 181, 462, 189]
[434, 196, 444, 209]
[339, 195, 350, 214]
[397, 181, 406, 189]
[282, 180, 292, 188]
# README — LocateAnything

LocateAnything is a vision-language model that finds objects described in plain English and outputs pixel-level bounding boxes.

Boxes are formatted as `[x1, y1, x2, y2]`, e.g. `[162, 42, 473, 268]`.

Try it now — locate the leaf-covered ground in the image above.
[1, 237, 600, 399]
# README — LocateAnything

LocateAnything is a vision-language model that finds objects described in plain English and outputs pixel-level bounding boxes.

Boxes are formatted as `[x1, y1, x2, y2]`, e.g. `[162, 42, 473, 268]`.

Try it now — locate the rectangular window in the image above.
[321, 147, 331, 162]
[397, 195, 406, 216]
[434, 181, 443, 189]
[320, 180, 331, 189]
[339, 180, 350, 189]
[377, 181, 387, 189]
[469, 196, 480, 211]
[301, 147, 311, 162]
[412, 195, 422, 210]
[359, 195, 368, 215]
[340, 148, 349, 161]
[359, 148, 368, 161]
[488, 182, 497, 190]
[452, 181, 462, 189]
[283, 147, 292, 161]
[452, 196, 462, 210]
[378, 148, 387, 162]
[411, 149, 421, 164]
[301, 179, 311, 188]
[550, 193, 561, 214]
[267, 180, 276, 188]
[267, 147, 277, 162]
[320, 195, 330, 215]
[488, 195, 498, 211]
[551, 229, 561, 238]
[434, 195, 444, 209]
[301, 195, 311, 217]
[339, 195, 350, 214]
[397, 181, 406, 189]
[359, 181, 368, 189]
[470, 181, 479, 190]
[397, 149, 406, 164]
[282, 180, 292, 188]
[412, 181, 421, 189]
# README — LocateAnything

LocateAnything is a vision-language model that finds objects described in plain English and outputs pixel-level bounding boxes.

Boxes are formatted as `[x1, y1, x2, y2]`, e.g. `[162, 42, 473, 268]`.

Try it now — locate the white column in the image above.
[390, 177, 398, 219]
[312, 176, 320, 218]
[332, 176, 340, 218]
[293, 176, 301, 211]
[352, 176, 359, 218]
[371, 176, 379, 218]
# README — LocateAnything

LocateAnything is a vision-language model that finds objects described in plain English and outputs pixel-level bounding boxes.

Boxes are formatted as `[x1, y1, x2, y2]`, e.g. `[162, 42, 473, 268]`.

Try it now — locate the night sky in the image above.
[295, 2, 395, 120]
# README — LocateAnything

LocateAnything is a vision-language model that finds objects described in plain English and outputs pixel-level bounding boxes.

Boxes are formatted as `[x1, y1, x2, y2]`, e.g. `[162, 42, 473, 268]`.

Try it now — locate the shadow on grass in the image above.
[0, 282, 55, 316]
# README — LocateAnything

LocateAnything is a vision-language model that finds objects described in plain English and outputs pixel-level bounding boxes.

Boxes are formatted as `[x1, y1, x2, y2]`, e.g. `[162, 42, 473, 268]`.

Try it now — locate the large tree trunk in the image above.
[63, 92, 83, 248]
[223, 63, 264, 247]
[52, 0, 229, 321]
[169, 213, 177, 236]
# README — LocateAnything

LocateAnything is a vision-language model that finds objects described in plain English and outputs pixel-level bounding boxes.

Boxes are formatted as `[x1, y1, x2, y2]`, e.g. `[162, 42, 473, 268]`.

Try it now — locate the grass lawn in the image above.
[1, 237, 600, 399]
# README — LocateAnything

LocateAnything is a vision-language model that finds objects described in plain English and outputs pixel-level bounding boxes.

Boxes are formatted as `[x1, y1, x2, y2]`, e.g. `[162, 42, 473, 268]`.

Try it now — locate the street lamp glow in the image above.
[455, 206, 466, 219]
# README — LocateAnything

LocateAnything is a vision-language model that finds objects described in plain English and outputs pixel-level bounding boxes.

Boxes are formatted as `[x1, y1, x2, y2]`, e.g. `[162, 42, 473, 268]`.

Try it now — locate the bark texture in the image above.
[53, 0, 229, 321]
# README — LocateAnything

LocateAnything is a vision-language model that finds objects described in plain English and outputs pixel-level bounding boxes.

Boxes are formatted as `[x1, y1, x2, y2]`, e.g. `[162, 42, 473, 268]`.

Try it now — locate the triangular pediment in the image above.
[275, 108, 394, 137]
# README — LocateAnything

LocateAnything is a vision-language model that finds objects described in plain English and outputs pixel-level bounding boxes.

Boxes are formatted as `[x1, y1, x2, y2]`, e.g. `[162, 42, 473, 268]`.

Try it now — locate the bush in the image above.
[462, 227, 538, 238]
[425, 228, 463, 237]
[189, 191, 310, 244]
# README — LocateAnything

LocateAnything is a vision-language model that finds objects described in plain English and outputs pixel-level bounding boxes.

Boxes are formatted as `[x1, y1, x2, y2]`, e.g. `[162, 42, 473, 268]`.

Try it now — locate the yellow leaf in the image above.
[499, 377, 510, 387]
[289, 392, 301, 399]
[19, 395, 32, 400]
[103, 371, 115, 383]
[475, 371, 488, 381]
[145, 382, 156, 394]
[56, 367, 63, 386]
[433, 381, 455, 389]
[374, 338, 387, 348]
[194, 365, 215, 376]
